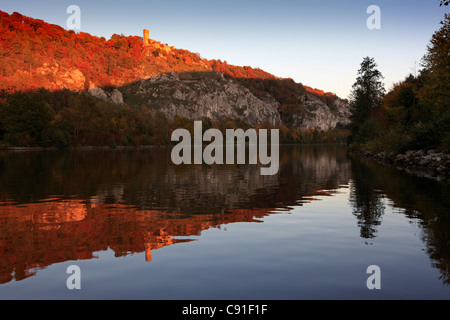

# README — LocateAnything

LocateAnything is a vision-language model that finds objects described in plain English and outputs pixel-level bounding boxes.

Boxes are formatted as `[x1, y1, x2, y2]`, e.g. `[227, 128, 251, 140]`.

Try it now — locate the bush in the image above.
[353, 118, 385, 145]
[120, 134, 135, 146]
[406, 112, 450, 151]
[109, 136, 118, 149]
[407, 122, 440, 150]
[0, 92, 55, 146]
[40, 127, 71, 148]
[441, 133, 450, 153]
[362, 125, 411, 154]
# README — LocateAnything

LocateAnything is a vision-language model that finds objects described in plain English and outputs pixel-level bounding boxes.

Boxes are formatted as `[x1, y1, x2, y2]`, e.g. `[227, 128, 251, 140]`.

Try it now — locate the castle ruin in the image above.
[143, 29, 150, 46]
[143, 29, 173, 54]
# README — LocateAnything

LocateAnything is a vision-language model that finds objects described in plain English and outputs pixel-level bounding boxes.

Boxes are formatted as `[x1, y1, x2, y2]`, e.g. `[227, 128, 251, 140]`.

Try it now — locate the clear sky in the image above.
[0, 0, 448, 98]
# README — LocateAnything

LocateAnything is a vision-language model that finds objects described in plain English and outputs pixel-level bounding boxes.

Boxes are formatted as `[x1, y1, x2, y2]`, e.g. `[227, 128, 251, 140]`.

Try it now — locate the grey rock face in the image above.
[110, 89, 124, 104]
[293, 93, 351, 131]
[118, 71, 351, 130]
[121, 72, 282, 126]
[88, 87, 108, 101]
[89, 87, 124, 104]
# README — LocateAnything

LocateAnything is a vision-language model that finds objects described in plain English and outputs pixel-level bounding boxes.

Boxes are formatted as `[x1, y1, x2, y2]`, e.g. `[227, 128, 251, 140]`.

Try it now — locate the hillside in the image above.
[0, 10, 351, 147]
[0, 11, 281, 92]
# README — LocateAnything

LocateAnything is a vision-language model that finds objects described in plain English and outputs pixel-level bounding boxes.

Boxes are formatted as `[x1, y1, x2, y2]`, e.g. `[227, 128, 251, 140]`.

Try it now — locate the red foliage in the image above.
[0, 9, 339, 116]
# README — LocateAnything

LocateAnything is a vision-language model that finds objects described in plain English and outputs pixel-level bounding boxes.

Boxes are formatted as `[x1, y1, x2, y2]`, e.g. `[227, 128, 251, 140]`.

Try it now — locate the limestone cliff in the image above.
[115, 72, 350, 130]
[293, 93, 351, 130]
[89, 87, 124, 104]
[120, 72, 282, 126]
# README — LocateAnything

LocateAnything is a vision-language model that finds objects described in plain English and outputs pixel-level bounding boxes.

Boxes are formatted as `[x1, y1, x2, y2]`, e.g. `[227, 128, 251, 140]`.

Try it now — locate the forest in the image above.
[348, 14, 450, 155]
[0, 88, 349, 148]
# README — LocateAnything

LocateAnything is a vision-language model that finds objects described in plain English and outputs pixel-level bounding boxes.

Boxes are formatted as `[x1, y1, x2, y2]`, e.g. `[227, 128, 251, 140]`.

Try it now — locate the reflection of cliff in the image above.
[0, 146, 351, 212]
[121, 146, 350, 214]
[0, 199, 276, 284]
[0, 145, 351, 284]
[277, 145, 350, 204]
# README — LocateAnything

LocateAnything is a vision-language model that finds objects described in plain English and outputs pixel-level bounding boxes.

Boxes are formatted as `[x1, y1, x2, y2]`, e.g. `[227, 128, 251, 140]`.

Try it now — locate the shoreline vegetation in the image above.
[0, 141, 348, 151]
[0, 88, 350, 149]
[348, 14, 449, 183]
[2, 143, 448, 183]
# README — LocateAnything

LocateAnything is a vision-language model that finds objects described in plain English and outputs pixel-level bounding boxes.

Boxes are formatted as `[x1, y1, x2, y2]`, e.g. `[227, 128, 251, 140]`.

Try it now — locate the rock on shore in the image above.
[360, 149, 450, 182]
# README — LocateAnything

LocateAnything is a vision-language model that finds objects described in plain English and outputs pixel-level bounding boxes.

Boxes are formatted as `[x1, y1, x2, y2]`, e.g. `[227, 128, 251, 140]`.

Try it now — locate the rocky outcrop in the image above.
[120, 72, 281, 126]
[35, 63, 86, 91]
[119, 72, 351, 130]
[293, 93, 351, 131]
[89, 87, 124, 104]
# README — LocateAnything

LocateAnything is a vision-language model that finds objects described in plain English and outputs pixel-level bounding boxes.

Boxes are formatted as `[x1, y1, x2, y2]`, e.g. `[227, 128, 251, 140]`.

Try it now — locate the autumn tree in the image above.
[383, 74, 423, 125]
[417, 14, 450, 118]
[57, 93, 102, 144]
[349, 57, 385, 142]
[0, 92, 55, 146]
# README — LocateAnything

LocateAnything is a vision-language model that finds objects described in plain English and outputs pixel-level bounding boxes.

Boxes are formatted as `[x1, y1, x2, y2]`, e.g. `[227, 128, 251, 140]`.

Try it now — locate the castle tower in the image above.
[143, 29, 149, 45]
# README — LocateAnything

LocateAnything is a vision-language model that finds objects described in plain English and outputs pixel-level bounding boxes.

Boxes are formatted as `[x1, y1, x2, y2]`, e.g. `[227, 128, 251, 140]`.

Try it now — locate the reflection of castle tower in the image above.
[143, 29, 150, 46]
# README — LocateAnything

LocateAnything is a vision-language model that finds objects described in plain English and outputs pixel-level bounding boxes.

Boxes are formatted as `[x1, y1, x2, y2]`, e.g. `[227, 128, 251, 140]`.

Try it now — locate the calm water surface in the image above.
[0, 145, 448, 299]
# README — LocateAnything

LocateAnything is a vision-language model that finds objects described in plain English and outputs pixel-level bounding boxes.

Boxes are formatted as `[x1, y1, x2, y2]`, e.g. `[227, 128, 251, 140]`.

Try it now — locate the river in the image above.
[0, 145, 448, 299]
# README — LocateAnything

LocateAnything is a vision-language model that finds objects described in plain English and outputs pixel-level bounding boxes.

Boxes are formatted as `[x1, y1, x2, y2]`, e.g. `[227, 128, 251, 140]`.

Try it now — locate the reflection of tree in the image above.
[350, 153, 450, 285]
[422, 218, 450, 285]
[350, 156, 385, 241]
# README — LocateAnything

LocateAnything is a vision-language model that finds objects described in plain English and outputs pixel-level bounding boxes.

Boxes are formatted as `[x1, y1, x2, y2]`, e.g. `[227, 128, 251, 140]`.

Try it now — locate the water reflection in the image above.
[349, 154, 450, 285]
[0, 145, 449, 288]
[350, 156, 386, 241]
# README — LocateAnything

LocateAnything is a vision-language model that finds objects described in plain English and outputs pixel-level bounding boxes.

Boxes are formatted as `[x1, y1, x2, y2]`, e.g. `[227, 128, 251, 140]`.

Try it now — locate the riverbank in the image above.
[0, 145, 163, 152]
[0, 142, 347, 152]
[355, 149, 450, 183]
[3, 144, 450, 183]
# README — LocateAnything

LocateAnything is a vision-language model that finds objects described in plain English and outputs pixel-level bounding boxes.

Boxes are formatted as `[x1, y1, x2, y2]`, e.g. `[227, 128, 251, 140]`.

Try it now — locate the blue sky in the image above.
[1, 0, 448, 98]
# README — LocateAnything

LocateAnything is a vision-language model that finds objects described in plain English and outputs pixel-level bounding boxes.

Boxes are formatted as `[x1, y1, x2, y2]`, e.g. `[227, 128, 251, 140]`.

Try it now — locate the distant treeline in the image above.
[0, 89, 350, 149]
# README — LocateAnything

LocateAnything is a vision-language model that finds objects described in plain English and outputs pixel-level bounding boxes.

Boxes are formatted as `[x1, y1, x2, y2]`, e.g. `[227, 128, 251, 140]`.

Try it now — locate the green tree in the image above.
[349, 57, 385, 142]
[418, 14, 450, 118]
[0, 92, 55, 146]
[383, 74, 422, 125]
[58, 93, 102, 145]
[152, 111, 169, 137]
